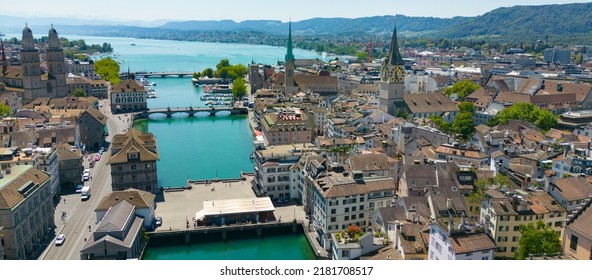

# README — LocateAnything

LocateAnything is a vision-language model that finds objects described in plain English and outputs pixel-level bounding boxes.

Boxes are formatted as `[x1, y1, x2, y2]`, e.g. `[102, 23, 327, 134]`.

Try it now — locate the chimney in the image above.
[394, 220, 401, 250]
[448, 215, 454, 233]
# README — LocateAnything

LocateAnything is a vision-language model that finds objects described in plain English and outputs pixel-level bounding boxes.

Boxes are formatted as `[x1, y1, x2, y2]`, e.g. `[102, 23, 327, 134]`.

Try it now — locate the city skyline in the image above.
[1, 0, 587, 23]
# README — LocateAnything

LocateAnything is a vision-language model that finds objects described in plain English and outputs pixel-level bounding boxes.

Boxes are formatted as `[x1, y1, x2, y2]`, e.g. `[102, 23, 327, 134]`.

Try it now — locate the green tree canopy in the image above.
[356, 52, 368, 62]
[0, 104, 12, 118]
[71, 88, 86, 97]
[201, 68, 214, 78]
[515, 220, 561, 260]
[497, 103, 557, 131]
[452, 111, 475, 142]
[444, 79, 480, 101]
[94, 57, 120, 85]
[458, 101, 476, 114]
[429, 114, 451, 133]
[232, 78, 247, 100]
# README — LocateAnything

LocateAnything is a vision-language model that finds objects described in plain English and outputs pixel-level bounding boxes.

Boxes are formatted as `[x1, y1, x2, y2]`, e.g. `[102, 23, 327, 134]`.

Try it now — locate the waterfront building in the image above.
[562, 195, 592, 260]
[480, 192, 567, 259]
[55, 144, 83, 191]
[427, 219, 496, 260]
[108, 128, 159, 194]
[110, 79, 147, 114]
[80, 200, 144, 260]
[253, 144, 318, 200]
[195, 197, 275, 226]
[260, 107, 315, 146]
[94, 188, 156, 230]
[0, 165, 53, 260]
[378, 20, 406, 116]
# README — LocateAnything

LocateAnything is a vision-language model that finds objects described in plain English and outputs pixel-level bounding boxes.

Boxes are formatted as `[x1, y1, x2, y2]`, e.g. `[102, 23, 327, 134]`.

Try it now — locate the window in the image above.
[330, 217, 336, 223]
[570, 234, 579, 251]
[512, 236, 519, 242]
[345, 207, 350, 213]
[358, 213, 364, 219]
[331, 209, 336, 215]
[513, 226, 520, 232]
[351, 206, 356, 212]
[511, 247, 517, 253]
[344, 216, 349, 221]
[481, 256, 489, 260]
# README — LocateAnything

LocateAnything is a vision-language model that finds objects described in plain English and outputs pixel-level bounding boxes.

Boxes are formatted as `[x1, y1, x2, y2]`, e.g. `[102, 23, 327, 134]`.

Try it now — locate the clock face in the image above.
[394, 66, 404, 82]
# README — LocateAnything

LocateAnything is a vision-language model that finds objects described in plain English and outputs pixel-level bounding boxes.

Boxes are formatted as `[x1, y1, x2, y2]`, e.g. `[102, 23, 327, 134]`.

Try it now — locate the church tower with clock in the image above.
[379, 19, 406, 116]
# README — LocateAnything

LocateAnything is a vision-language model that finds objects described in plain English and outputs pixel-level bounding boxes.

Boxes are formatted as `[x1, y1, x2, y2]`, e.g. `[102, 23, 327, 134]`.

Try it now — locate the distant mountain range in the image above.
[2, 2, 592, 44]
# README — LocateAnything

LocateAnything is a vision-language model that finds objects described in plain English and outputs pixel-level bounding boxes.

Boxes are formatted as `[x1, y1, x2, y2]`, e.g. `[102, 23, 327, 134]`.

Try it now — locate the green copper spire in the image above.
[285, 21, 294, 62]
[387, 17, 404, 66]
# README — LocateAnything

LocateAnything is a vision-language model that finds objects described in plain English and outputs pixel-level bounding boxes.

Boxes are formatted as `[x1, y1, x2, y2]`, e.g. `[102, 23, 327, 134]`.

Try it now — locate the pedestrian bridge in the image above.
[133, 106, 248, 119]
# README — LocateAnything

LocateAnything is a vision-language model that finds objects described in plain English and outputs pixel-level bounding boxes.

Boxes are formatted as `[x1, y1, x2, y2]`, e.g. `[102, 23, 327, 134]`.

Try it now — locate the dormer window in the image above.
[128, 152, 139, 160]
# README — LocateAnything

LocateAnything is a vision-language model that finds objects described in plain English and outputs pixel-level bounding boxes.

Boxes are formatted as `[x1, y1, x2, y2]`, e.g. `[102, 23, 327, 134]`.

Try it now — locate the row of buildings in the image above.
[245, 18, 592, 260]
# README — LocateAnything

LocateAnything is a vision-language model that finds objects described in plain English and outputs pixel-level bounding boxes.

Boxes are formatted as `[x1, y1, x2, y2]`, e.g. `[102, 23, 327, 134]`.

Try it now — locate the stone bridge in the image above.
[133, 106, 248, 119]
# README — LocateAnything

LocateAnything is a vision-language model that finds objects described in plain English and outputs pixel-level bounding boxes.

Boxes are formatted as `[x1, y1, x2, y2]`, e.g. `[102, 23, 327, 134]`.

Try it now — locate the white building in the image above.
[428, 220, 495, 260]
[311, 172, 396, 250]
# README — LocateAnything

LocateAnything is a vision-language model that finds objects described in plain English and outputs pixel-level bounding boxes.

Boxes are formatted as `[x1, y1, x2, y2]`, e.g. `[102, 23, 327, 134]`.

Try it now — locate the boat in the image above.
[147, 90, 158, 98]
[130, 43, 136, 46]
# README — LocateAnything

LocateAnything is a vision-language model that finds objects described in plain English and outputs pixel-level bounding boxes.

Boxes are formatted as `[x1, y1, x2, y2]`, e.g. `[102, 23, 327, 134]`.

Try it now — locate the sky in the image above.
[1, 0, 589, 23]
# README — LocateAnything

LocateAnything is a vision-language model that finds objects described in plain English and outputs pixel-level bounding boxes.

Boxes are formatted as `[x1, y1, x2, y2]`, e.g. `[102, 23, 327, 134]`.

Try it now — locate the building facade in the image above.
[0, 165, 53, 260]
[110, 80, 147, 114]
[108, 129, 159, 193]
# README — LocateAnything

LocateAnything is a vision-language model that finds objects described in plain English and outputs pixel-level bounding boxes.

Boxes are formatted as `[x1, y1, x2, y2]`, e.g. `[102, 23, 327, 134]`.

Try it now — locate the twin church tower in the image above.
[2, 25, 68, 103]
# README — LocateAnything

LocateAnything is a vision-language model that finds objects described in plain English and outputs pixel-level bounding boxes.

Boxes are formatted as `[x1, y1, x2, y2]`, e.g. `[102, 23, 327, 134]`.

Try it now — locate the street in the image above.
[39, 99, 130, 260]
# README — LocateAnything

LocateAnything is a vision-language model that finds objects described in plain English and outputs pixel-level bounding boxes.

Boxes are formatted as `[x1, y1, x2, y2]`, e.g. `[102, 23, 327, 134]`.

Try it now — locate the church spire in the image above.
[285, 20, 294, 63]
[1, 39, 7, 75]
[386, 16, 404, 66]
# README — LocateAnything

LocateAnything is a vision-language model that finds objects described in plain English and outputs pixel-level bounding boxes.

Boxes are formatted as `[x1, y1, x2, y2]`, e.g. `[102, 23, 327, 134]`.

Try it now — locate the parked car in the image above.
[76, 184, 84, 193]
[55, 234, 66, 246]
[155, 217, 162, 227]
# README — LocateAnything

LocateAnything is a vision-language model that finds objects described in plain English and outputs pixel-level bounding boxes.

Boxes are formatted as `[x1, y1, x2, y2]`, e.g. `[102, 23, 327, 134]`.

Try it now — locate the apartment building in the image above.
[0, 165, 52, 259]
[480, 192, 567, 258]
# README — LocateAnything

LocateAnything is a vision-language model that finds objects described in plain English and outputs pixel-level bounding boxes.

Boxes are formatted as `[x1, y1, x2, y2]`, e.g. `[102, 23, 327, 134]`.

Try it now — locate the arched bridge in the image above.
[134, 106, 248, 119]
[123, 71, 195, 78]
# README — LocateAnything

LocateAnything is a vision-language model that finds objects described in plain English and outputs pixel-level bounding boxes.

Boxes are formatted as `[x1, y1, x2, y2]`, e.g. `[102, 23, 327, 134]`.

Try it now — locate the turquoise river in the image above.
[76, 35, 321, 259]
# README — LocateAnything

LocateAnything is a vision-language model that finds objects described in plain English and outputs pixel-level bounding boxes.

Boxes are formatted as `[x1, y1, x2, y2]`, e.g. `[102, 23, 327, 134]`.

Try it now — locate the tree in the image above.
[444, 79, 480, 101]
[575, 53, 583, 65]
[493, 174, 511, 187]
[94, 57, 120, 85]
[458, 101, 476, 114]
[515, 221, 561, 260]
[192, 72, 201, 79]
[452, 112, 475, 142]
[0, 104, 11, 118]
[429, 114, 451, 133]
[71, 88, 86, 97]
[232, 78, 247, 100]
[216, 59, 230, 70]
[467, 178, 490, 203]
[356, 52, 368, 62]
[497, 103, 557, 131]
[201, 68, 214, 78]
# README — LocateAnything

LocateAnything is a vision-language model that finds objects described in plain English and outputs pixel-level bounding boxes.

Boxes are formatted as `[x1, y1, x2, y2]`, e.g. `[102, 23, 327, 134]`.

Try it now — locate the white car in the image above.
[82, 169, 90, 181]
[55, 234, 66, 246]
